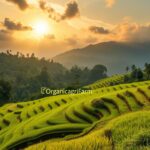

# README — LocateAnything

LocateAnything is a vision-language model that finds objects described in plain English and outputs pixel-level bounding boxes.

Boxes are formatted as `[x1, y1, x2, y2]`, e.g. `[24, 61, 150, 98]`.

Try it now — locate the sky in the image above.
[0, 0, 150, 58]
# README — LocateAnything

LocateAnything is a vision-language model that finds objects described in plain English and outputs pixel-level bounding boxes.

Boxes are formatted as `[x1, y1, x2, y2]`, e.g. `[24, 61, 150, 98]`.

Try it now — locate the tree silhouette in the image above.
[0, 79, 11, 103]
[89, 64, 107, 83]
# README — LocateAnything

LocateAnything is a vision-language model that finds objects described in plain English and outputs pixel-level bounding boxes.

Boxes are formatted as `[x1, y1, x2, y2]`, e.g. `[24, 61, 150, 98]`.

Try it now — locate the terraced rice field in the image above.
[26, 110, 150, 150]
[85, 74, 125, 89]
[0, 80, 150, 150]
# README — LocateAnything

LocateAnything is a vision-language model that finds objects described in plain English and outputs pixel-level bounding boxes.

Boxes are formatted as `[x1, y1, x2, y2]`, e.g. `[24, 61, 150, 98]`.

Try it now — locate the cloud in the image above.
[6, 0, 29, 10]
[39, 0, 47, 10]
[65, 37, 78, 46]
[0, 29, 12, 41]
[44, 34, 55, 40]
[112, 21, 150, 42]
[39, 1, 61, 21]
[132, 25, 150, 42]
[66, 16, 113, 31]
[61, 0, 79, 19]
[84, 36, 98, 44]
[89, 26, 110, 34]
[39, 0, 80, 22]
[3, 18, 32, 31]
[105, 0, 116, 8]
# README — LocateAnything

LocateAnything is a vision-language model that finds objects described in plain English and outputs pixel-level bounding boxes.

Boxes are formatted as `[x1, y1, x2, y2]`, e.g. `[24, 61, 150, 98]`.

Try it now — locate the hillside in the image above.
[0, 52, 110, 103]
[0, 77, 150, 150]
[26, 110, 150, 150]
[53, 41, 150, 74]
[0, 52, 67, 102]
[85, 74, 125, 89]
[0, 52, 66, 81]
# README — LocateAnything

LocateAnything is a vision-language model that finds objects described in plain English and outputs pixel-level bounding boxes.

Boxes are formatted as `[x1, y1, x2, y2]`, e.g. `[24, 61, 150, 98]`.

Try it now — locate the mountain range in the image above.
[53, 41, 150, 74]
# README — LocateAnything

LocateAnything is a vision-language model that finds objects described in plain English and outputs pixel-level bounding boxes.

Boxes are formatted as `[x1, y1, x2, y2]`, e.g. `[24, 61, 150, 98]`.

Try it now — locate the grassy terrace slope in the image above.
[85, 74, 125, 89]
[0, 80, 150, 150]
[27, 110, 150, 150]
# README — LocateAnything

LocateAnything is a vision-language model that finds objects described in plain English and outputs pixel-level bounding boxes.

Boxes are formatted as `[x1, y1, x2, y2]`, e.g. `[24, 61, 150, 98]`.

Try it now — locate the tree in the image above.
[68, 65, 82, 88]
[26, 53, 30, 58]
[81, 67, 90, 84]
[126, 66, 129, 72]
[131, 67, 144, 81]
[50, 59, 54, 63]
[136, 68, 144, 81]
[0, 79, 12, 103]
[131, 65, 136, 72]
[144, 63, 150, 79]
[124, 74, 130, 83]
[89, 65, 107, 83]
[131, 69, 137, 80]
[130, 65, 138, 80]
[31, 53, 35, 58]
[38, 67, 51, 87]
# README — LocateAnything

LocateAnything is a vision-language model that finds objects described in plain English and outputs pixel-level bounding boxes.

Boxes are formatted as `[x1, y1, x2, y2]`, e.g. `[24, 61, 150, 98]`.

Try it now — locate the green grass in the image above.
[26, 110, 150, 150]
[0, 80, 150, 150]
[85, 74, 125, 89]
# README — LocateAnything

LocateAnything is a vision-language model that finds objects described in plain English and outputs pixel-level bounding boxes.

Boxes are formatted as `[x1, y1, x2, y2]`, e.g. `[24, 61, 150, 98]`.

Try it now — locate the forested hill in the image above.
[0, 51, 108, 104]
[0, 51, 66, 80]
[0, 51, 66, 103]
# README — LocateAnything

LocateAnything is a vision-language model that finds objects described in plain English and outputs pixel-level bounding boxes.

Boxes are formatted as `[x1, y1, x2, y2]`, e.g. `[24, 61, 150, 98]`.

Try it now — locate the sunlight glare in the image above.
[33, 21, 49, 37]
[27, 0, 37, 5]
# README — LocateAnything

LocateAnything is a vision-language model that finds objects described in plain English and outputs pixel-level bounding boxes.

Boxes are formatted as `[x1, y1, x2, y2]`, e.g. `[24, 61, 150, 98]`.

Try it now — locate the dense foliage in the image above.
[0, 52, 108, 104]
[124, 64, 150, 83]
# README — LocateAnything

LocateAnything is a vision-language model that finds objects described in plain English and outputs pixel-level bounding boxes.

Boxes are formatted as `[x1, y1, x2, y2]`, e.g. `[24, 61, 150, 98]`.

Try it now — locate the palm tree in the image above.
[126, 66, 129, 72]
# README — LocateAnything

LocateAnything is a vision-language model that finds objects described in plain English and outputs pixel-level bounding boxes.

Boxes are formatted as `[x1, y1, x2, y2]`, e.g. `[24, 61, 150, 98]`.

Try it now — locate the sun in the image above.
[33, 21, 49, 37]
